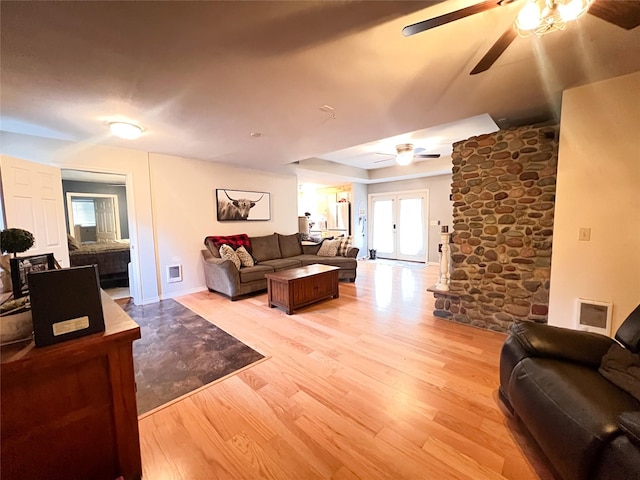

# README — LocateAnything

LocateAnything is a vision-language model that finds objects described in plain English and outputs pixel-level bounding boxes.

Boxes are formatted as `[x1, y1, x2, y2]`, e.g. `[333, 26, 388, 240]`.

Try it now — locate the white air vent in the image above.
[575, 298, 612, 336]
[167, 264, 182, 283]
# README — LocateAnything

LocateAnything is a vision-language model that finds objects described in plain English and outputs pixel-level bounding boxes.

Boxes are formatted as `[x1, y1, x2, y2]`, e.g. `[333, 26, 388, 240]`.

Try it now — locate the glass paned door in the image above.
[370, 192, 427, 262]
[371, 195, 395, 258]
[397, 194, 426, 262]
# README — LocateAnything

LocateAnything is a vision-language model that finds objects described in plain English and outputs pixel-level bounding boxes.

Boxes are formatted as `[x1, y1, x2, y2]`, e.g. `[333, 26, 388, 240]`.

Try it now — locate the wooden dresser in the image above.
[1, 292, 142, 480]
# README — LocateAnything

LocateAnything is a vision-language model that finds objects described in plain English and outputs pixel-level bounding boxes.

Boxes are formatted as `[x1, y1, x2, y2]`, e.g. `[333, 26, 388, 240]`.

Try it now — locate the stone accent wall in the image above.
[434, 123, 559, 332]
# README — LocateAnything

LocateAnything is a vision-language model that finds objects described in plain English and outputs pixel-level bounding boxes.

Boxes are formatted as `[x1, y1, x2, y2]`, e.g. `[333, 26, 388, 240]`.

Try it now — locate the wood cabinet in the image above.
[1, 292, 142, 480]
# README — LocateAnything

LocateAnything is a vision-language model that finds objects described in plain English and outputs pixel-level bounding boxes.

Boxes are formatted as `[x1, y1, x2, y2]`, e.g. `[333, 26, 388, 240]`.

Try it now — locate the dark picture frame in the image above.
[10, 253, 56, 299]
[216, 189, 271, 221]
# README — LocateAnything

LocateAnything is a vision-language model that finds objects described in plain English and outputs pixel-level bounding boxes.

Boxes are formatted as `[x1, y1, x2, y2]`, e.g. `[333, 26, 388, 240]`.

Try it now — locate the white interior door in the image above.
[370, 191, 428, 262]
[95, 196, 119, 242]
[0, 155, 69, 267]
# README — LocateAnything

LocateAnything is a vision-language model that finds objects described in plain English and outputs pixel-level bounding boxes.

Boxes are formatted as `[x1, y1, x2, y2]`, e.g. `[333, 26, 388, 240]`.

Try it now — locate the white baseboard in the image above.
[159, 285, 208, 301]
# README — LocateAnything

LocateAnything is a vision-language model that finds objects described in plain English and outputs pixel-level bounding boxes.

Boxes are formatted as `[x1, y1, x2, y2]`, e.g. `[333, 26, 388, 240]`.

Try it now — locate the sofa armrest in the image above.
[201, 249, 241, 297]
[346, 247, 359, 258]
[510, 321, 615, 368]
[620, 412, 640, 448]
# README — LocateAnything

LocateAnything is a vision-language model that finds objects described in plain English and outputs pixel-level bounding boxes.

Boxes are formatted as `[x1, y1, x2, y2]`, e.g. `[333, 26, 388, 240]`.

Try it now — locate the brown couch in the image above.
[201, 233, 358, 300]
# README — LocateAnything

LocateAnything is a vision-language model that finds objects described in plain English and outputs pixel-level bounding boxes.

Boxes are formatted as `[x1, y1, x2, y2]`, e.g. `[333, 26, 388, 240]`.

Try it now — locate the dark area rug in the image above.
[122, 298, 265, 416]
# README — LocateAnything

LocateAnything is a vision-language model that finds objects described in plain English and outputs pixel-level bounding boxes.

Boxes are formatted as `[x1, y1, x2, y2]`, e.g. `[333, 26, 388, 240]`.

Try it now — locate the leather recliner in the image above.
[500, 304, 640, 480]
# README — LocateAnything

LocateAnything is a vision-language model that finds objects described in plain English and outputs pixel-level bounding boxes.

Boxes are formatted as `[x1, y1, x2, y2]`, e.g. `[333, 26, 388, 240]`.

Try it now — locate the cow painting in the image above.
[216, 189, 270, 221]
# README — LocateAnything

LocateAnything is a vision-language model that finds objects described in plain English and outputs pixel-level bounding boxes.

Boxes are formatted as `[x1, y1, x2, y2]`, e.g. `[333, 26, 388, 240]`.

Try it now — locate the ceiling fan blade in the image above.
[470, 25, 517, 75]
[588, 0, 640, 30]
[415, 154, 441, 158]
[373, 157, 393, 163]
[402, 0, 507, 37]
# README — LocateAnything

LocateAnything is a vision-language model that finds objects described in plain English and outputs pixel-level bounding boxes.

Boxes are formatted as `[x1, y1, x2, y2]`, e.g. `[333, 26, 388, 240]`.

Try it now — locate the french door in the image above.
[369, 191, 428, 262]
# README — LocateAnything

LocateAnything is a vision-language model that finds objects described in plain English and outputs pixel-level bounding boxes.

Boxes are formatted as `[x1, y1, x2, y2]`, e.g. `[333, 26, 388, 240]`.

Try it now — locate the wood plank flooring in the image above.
[138, 260, 555, 479]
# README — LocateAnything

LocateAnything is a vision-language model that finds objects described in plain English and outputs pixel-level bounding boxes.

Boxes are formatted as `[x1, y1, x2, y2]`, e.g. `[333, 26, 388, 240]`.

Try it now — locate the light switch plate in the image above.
[579, 227, 591, 241]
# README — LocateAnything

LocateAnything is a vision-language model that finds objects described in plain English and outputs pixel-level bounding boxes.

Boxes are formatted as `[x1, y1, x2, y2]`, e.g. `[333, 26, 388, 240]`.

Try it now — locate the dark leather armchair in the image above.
[500, 305, 640, 480]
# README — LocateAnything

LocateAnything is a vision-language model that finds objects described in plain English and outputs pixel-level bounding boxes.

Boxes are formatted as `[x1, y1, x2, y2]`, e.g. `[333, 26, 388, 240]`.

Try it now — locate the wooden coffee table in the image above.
[265, 264, 340, 314]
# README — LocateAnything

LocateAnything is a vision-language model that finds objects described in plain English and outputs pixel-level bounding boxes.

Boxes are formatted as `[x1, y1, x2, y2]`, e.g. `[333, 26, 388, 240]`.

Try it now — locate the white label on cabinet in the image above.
[52, 316, 90, 336]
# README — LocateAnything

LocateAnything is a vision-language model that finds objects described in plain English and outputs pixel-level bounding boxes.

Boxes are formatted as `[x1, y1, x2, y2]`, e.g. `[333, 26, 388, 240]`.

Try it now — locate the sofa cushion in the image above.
[295, 255, 357, 269]
[251, 234, 281, 262]
[317, 239, 339, 257]
[235, 245, 255, 267]
[277, 233, 303, 258]
[239, 264, 274, 283]
[260, 258, 302, 271]
[219, 244, 241, 269]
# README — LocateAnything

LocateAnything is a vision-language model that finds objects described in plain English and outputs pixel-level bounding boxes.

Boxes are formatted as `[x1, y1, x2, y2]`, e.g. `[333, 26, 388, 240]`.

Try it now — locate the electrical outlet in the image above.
[578, 228, 591, 241]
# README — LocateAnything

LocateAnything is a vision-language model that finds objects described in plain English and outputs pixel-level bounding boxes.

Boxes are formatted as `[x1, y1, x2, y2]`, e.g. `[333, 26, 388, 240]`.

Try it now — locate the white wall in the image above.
[148, 153, 298, 298]
[367, 175, 453, 264]
[548, 72, 640, 333]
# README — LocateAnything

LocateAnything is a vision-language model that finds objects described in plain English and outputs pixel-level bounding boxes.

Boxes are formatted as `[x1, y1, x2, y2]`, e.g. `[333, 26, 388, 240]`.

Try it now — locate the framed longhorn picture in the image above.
[216, 189, 271, 221]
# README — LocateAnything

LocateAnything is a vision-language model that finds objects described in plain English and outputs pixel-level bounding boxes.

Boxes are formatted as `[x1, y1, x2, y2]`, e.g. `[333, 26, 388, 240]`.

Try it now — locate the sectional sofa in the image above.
[201, 233, 358, 300]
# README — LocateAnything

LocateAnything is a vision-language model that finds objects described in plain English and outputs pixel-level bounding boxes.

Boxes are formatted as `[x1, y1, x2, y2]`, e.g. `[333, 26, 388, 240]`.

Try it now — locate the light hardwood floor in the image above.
[138, 260, 555, 479]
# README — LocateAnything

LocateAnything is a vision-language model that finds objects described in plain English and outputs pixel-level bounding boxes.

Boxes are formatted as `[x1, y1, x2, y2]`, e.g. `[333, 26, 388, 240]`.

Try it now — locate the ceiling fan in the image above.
[403, 0, 640, 75]
[374, 143, 441, 166]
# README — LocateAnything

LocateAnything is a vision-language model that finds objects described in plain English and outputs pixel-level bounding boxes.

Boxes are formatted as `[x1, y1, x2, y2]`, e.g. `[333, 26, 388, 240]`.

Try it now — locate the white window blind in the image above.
[72, 198, 96, 226]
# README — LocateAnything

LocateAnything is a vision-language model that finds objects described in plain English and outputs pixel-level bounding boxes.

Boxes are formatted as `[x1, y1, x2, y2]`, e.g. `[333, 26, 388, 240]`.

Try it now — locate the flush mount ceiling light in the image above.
[108, 122, 143, 140]
[515, 0, 593, 37]
[395, 143, 415, 166]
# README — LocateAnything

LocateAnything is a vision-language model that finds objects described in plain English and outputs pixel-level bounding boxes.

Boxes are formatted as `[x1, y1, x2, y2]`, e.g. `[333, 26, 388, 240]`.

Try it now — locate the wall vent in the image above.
[167, 264, 182, 283]
[575, 298, 612, 336]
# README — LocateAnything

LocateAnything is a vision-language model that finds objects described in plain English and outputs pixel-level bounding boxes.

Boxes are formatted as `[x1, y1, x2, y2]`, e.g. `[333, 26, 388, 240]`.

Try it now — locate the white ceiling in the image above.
[1, 1, 639, 185]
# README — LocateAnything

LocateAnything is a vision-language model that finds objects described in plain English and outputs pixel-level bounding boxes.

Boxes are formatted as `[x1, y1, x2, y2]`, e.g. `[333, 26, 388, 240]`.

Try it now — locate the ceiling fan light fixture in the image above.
[558, 0, 592, 21]
[515, 0, 593, 37]
[395, 143, 414, 166]
[109, 121, 143, 140]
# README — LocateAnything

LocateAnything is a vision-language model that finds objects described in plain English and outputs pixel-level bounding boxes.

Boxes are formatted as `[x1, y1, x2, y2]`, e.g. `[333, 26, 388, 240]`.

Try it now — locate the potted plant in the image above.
[0, 228, 35, 293]
[1, 228, 35, 257]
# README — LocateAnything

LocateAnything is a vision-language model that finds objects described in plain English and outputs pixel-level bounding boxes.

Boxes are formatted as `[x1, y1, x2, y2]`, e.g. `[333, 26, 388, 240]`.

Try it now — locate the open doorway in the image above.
[62, 169, 132, 300]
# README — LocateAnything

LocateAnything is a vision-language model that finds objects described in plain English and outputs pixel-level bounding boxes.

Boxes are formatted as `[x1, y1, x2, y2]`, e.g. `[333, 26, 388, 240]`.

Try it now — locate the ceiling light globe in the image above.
[109, 122, 143, 140]
[516, 1, 542, 31]
[396, 151, 414, 166]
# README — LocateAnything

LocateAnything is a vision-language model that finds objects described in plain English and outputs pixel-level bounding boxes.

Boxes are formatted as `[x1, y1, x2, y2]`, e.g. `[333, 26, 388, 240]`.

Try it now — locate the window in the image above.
[71, 198, 96, 226]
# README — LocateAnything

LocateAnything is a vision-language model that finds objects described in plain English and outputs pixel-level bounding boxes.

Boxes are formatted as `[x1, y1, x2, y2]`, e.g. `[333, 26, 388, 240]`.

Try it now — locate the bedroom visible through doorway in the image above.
[66, 193, 121, 243]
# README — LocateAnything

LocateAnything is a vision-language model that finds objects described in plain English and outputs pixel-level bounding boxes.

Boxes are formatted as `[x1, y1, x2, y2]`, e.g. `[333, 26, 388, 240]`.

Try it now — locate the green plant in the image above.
[0, 228, 35, 257]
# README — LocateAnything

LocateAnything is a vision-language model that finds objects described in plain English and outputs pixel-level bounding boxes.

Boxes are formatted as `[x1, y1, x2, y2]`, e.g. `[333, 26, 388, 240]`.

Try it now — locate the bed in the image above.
[68, 238, 131, 288]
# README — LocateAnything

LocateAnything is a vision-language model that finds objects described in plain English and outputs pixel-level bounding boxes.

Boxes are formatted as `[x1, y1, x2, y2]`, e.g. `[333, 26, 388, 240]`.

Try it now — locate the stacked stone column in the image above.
[434, 123, 558, 332]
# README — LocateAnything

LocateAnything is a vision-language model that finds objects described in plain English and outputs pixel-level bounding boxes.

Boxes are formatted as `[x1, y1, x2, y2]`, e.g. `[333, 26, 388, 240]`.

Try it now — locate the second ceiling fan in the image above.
[375, 143, 441, 166]
[402, 0, 640, 75]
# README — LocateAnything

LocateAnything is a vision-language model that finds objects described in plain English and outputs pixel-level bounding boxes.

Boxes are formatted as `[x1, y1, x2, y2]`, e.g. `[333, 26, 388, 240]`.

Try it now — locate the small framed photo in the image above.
[216, 189, 271, 221]
[10, 253, 57, 299]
